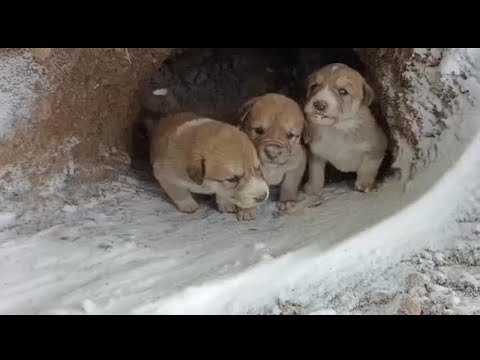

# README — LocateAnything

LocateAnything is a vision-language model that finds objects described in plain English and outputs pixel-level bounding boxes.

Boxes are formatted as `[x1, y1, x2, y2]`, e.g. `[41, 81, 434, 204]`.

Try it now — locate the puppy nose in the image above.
[255, 192, 268, 203]
[264, 145, 283, 160]
[313, 100, 328, 112]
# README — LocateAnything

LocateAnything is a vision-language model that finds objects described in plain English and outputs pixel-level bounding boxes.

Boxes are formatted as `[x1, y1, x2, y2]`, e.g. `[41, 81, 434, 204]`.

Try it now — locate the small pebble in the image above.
[152, 88, 168, 96]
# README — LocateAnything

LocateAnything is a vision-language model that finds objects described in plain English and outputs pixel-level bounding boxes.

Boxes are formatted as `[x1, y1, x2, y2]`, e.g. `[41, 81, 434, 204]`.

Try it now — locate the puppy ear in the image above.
[362, 80, 375, 107]
[237, 97, 259, 126]
[187, 158, 205, 185]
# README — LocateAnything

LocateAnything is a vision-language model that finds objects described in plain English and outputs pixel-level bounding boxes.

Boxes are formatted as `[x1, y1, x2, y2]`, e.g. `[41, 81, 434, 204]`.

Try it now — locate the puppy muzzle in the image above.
[258, 139, 291, 165]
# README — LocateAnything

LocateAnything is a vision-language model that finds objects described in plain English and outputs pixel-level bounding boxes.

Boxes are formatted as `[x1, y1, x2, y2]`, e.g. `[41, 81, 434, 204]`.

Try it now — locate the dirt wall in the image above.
[356, 48, 465, 181]
[0, 48, 180, 190]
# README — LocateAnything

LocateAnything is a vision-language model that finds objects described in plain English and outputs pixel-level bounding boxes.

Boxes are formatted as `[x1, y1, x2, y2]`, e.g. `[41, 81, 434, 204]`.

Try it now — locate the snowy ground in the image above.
[0, 175, 405, 314]
[1, 48, 479, 315]
[0, 152, 479, 315]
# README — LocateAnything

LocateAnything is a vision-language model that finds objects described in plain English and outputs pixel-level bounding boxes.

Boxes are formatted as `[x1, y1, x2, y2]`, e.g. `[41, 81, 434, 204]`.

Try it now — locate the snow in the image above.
[0, 212, 15, 230]
[0, 48, 479, 314]
[0, 50, 46, 139]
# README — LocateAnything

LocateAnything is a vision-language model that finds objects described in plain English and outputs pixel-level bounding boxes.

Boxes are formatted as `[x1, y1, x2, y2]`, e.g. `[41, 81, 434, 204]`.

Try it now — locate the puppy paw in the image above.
[236, 207, 257, 221]
[217, 201, 237, 214]
[277, 201, 297, 212]
[176, 199, 200, 213]
[355, 181, 376, 193]
[304, 181, 323, 196]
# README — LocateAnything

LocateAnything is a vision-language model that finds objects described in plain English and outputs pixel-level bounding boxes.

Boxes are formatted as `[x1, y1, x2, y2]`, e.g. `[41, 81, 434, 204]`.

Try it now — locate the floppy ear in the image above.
[186, 158, 206, 185]
[362, 80, 375, 107]
[237, 97, 259, 128]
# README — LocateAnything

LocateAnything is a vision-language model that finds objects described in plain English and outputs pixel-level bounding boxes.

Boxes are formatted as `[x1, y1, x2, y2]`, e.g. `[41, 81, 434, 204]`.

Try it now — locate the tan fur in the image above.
[150, 112, 269, 220]
[303, 64, 388, 194]
[237, 94, 307, 210]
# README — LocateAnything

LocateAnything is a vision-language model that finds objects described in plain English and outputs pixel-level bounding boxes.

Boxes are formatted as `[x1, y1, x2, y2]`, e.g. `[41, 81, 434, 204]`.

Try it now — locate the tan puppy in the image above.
[303, 64, 388, 194]
[238, 94, 307, 210]
[148, 112, 269, 221]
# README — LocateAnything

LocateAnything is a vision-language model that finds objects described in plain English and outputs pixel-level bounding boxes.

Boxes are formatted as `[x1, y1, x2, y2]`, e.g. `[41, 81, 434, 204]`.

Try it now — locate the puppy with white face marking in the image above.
[238, 94, 307, 211]
[148, 112, 269, 221]
[303, 63, 388, 194]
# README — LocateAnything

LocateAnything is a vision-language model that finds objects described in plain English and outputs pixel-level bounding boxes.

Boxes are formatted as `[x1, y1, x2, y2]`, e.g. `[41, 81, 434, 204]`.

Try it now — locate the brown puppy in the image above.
[149, 112, 269, 221]
[303, 63, 388, 194]
[238, 94, 307, 210]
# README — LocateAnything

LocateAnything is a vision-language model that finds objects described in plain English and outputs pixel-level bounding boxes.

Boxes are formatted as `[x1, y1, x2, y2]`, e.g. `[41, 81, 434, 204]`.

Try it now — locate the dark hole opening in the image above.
[131, 48, 392, 187]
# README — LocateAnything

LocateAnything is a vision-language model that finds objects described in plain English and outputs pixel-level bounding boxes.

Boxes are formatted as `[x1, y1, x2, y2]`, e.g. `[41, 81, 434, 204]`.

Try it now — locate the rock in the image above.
[278, 301, 304, 315]
[335, 293, 355, 309]
[368, 291, 394, 305]
[408, 286, 427, 298]
[421, 251, 433, 260]
[31, 48, 52, 62]
[446, 296, 461, 309]
[430, 304, 446, 315]
[405, 272, 428, 291]
[432, 271, 448, 285]
[395, 294, 422, 315]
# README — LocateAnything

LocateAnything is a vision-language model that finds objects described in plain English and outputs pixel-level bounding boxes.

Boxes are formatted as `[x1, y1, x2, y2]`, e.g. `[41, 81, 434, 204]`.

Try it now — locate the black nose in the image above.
[313, 100, 328, 112]
[255, 192, 268, 203]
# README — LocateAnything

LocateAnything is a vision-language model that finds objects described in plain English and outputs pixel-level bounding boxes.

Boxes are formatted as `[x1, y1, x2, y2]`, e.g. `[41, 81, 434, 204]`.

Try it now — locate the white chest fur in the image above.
[310, 126, 370, 173]
[262, 165, 286, 186]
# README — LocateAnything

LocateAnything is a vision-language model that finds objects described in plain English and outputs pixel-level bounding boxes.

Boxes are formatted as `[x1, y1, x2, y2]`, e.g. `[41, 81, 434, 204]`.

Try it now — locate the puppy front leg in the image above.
[355, 153, 384, 193]
[278, 150, 307, 211]
[156, 176, 199, 213]
[304, 154, 326, 196]
[216, 195, 237, 213]
[237, 207, 257, 221]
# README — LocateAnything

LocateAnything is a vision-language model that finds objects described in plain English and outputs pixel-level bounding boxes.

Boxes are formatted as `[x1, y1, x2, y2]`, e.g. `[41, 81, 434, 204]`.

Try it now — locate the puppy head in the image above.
[304, 63, 375, 126]
[238, 94, 305, 167]
[186, 123, 269, 209]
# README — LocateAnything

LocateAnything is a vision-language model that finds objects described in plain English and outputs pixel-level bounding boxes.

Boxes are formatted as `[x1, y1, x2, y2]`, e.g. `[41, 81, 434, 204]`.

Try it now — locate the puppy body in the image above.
[149, 112, 269, 219]
[303, 64, 388, 193]
[238, 94, 307, 210]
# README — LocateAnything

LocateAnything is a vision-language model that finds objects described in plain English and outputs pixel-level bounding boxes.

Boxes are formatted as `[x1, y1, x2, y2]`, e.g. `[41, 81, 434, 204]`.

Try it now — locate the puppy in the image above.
[303, 64, 388, 194]
[238, 94, 307, 211]
[148, 112, 269, 221]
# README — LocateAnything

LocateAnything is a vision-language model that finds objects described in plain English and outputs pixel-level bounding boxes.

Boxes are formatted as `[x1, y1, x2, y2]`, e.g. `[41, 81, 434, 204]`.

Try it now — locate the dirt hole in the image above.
[131, 48, 393, 187]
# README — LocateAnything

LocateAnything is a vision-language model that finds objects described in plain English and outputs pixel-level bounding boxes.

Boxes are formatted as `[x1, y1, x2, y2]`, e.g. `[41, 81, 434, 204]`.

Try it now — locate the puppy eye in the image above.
[310, 84, 321, 93]
[339, 88, 348, 96]
[225, 176, 240, 184]
[287, 132, 297, 140]
[254, 128, 264, 135]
